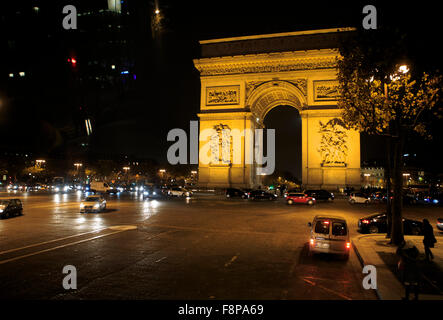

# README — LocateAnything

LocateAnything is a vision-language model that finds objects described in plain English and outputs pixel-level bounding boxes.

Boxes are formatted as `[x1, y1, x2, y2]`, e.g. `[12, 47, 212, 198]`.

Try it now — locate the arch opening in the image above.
[263, 105, 302, 185]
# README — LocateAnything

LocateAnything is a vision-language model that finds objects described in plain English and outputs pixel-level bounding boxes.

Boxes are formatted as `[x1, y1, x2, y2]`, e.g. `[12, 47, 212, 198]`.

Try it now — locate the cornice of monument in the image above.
[193, 49, 339, 76]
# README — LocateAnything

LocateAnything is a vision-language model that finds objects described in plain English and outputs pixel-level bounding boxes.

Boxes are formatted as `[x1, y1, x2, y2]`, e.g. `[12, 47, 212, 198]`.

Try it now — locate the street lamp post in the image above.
[123, 167, 130, 184]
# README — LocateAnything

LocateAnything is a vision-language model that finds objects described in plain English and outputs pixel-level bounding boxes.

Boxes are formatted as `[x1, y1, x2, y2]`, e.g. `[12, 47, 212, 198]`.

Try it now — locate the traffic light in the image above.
[67, 57, 77, 67]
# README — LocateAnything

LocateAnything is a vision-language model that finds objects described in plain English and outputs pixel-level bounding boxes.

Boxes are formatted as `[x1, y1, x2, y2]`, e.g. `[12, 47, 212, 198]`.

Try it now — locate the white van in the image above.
[307, 215, 351, 259]
[90, 181, 111, 194]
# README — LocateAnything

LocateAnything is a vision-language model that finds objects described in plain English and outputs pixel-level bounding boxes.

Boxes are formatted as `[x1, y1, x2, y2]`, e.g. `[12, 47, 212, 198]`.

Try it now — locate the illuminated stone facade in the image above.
[193, 28, 361, 190]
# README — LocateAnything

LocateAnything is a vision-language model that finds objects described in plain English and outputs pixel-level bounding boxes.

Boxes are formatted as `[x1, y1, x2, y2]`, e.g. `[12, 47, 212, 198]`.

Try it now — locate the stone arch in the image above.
[246, 80, 307, 121]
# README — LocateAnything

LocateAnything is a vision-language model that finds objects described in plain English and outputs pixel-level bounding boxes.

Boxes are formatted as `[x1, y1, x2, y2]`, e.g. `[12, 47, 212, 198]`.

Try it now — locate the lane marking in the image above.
[155, 256, 167, 263]
[224, 254, 239, 267]
[0, 228, 108, 256]
[302, 277, 352, 300]
[0, 226, 137, 265]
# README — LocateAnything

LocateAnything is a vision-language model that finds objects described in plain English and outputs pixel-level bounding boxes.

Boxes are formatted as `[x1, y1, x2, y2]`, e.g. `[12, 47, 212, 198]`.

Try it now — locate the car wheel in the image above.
[364, 200, 369, 205]
[269, 196, 274, 200]
[350, 199, 355, 204]
[287, 199, 293, 205]
[328, 197, 333, 201]
[369, 225, 379, 234]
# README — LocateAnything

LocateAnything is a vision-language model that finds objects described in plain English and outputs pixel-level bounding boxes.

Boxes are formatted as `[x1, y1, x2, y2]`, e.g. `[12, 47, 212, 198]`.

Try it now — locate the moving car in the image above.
[437, 218, 443, 231]
[358, 212, 423, 235]
[167, 186, 192, 197]
[0, 199, 23, 218]
[307, 215, 351, 259]
[226, 188, 248, 199]
[248, 190, 278, 200]
[348, 192, 371, 204]
[286, 193, 315, 205]
[304, 189, 334, 201]
[284, 188, 301, 198]
[80, 195, 107, 213]
[143, 185, 163, 199]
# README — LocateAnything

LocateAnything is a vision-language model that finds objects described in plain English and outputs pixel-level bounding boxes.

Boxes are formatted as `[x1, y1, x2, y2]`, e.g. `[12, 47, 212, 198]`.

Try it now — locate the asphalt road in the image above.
[1, 191, 442, 300]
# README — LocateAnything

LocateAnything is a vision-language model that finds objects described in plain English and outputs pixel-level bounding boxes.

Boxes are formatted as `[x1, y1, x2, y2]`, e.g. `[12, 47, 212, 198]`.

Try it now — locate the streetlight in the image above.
[74, 163, 83, 169]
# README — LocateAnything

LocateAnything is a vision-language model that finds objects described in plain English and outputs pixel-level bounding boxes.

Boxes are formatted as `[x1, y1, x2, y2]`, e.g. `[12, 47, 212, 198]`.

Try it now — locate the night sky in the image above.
[2, 1, 443, 177]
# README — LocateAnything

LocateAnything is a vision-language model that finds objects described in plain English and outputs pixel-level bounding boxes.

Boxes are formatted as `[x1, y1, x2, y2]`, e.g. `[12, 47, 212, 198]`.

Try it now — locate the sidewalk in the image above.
[352, 233, 443, 300]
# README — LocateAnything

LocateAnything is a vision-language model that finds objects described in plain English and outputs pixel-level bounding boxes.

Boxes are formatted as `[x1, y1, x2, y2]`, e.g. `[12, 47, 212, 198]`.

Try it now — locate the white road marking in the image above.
[0, 226, 137, 265]
[224, 254, 239, 267]
[155, 256, 167, 263]
[0, 228, 108, 256]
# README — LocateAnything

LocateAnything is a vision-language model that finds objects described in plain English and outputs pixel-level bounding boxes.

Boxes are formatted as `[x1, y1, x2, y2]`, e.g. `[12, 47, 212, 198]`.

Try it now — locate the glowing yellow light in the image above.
[398, 65, 409, 74]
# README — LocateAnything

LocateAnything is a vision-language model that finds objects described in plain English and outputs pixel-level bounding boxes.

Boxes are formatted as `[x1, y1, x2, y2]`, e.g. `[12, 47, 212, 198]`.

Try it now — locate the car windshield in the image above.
[314, 220, 330, 235]
[84, 197, 99, 202]
[332, 222, 347, 236]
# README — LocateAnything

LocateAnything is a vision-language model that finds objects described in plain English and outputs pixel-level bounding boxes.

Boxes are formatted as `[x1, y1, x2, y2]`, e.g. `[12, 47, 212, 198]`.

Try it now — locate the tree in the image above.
[337, 34, 442, 245]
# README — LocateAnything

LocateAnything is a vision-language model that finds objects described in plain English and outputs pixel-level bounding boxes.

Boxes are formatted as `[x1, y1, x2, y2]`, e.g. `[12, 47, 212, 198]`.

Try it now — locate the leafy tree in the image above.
[337, 31, 442, 245]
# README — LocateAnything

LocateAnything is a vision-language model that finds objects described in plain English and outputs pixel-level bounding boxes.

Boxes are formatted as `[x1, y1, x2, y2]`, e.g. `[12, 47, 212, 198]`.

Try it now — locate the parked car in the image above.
[348, 192, 371, 204]
[437, 218, 443, 231]
[226, 188, 248, 199]
[167, 186, 192, 197]
[304, 189, 334, 201]
[358, 212, 423, 235]
[370, 191, 385, 202]
[286, 193, 315, 205]
[80, 195, 107, 213]
[307, 215, 351, 259]
[0, 199, 23, 218]
[248, 190, 278, 200]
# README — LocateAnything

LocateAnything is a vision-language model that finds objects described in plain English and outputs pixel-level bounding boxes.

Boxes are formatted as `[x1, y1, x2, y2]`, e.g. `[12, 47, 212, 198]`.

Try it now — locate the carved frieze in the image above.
[318, 118, 348, 167]
[195, 56, 337, 76]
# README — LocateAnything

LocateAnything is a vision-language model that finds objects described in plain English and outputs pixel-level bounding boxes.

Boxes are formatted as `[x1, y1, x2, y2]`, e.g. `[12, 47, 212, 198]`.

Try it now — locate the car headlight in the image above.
[55, 187, 60, 192]
[144, 191, 149, 195]
[94, 203, 100, 209]
[80, 203, 85, 208]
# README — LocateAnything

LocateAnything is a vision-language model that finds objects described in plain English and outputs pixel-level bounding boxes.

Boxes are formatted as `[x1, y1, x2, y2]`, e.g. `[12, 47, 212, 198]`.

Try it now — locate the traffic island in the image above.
[352, 234, 443, 300]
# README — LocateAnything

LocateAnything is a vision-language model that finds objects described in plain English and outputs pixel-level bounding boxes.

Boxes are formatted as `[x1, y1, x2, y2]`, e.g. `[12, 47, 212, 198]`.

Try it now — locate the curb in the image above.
[351, 239, 382, 300]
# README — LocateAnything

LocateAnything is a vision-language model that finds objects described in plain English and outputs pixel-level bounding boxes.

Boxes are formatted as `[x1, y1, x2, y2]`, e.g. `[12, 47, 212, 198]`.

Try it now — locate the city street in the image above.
[2, 191, 441, 300]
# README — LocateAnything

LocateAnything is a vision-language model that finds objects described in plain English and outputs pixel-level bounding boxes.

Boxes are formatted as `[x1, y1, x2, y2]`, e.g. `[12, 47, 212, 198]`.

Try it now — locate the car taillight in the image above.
[362, 219, 370, 224]
[305, 194, 308, 197]
[346, 242, 351, 249]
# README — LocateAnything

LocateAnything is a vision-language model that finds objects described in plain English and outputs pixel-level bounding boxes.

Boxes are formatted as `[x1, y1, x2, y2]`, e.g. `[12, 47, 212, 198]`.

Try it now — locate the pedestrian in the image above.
[422, 219, 437, 262]
[396, 240, 420, 300]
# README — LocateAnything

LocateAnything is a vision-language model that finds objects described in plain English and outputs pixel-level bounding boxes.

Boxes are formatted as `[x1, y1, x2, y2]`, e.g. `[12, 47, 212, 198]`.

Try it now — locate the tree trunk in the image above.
[386, 136, 392, 239]
[391, 134, 405, 245]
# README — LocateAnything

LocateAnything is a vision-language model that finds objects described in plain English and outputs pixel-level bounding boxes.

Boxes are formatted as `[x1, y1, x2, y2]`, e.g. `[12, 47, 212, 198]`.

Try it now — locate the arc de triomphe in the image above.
[193, 28, 361, 190]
